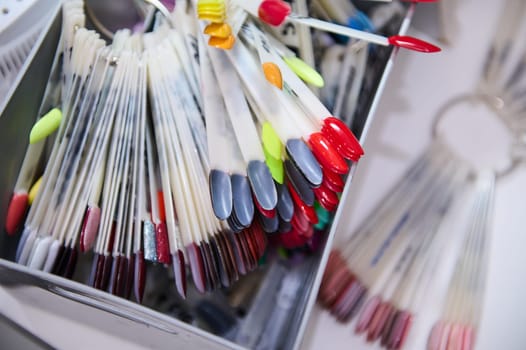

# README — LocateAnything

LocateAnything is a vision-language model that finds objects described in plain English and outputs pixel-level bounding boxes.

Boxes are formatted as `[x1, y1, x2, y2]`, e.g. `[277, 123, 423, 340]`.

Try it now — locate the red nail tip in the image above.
[313, 183, 339, 212]
[5, 193, 28, 235]
[155, 222, 171, 265]
[321, 166, 345, 193]
[462, 325, 474, 350]
[319, 268, 354, 307]
[291, 209, 309, 233]
[187, 243, 207, 293]
[80, 206, 100, 253]
[258, 0, 291, 26]
[157, 191, 166, 222]
[230, 232, 247, 275]
[322, 117, 364, 160]
[134, 251, 146, 303]
[308, 132, 349, 175]
[388, 35, 441, 53]
[287, 182, 318, 224]
[356, 296, 381, 334]
[253, 193, 276, 218]
[243, 230, 259, 266]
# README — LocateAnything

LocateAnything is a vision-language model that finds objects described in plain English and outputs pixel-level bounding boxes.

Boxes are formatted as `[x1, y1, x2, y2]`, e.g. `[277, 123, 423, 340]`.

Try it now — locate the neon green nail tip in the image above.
[283, 56, 324, 87]
[264, 146, 284, 184]
[29, 108, 62, 144]
[261, 122, 283, 160]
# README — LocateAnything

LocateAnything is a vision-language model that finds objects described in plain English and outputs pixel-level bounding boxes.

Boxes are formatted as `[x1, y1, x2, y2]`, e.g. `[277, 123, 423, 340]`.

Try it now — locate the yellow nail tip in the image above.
[261, 122, 283, 161]
[262, 62, 283, 90]
[29, 108, 62, 144]
[198, 14, 226, 23]
[204, 23, 232, 39]
[28, 176, 42, 205]
[283, 57, 324, 87]
[208, 35, 235, 50]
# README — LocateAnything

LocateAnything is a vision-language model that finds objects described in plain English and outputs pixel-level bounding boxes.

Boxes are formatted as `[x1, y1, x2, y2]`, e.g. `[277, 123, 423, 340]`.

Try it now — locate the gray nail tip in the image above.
[277, 183, 294, 222]
[231, 174, 254, 227]
[247, 160, 278, 211]
[279, 219, 292, 233]
[259, 213, 279, 233]
[210, 169, 233, 220]
[285, 159, 315, 207]
[286, 139, 323, 186]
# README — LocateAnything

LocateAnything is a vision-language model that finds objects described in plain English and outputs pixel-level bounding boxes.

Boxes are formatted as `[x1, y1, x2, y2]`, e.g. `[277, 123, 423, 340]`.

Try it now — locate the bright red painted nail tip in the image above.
[5, 193, 28, 235]
[258, 0, 291, 26]
[308, 132, 349, 175]
[388, 35, 441, 53]
[287, 182, 318, 224]
[322, 117, 364, 160]
[321, 166, 344, 193]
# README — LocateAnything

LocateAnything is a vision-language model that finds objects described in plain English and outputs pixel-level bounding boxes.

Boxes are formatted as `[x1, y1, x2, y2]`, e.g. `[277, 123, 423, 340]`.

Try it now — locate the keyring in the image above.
[431, 92, 523, 179]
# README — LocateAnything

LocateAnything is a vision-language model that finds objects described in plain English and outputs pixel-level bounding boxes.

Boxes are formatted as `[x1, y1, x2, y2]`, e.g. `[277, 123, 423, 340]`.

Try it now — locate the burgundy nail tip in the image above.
[116, 257, 128, 297]
[156, 222, 171, 265]
[5, 193, 29, 235]
[109, 255, 122, 295]
[258, 0, 291, 26]
[388, 35, 441, 53]
[173, 250, 187, 298]
[308, 132, 349, 175]
[125, 254, 135, 299]
[382, 309, 400, 347]
[134, 251, 146, 303]
[101, 254, 113, 291]
[64, 246, 78, 279]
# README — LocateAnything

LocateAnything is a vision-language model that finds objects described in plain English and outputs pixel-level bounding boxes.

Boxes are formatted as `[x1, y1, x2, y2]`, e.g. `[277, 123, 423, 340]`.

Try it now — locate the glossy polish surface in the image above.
[258, 0, 291, 26]
[388, 35, 441, 53]
[5, 193, 28, 235]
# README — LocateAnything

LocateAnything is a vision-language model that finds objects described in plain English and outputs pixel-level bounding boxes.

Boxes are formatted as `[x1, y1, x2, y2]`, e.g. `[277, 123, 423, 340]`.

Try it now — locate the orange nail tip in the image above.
[204, 22, 232, 38]
[208, 35, 236, 50]
[262, 62, 283, 89]
[5, 193, 29, 235]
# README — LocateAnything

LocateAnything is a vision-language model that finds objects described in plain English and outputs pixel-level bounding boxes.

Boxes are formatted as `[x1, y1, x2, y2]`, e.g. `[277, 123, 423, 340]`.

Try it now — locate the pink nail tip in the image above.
[80, 206, 100, 252]
[428, 321, 445, 350]
[356, 296, 381, 334]
[5, 192, 29, 235]
[187, 243, 207, 293]
[462, 325, 475, 350]
[388, 35, 441, 53]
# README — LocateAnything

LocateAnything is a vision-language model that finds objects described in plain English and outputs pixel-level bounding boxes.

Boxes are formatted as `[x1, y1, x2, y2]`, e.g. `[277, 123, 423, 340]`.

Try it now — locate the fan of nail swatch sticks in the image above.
[3, 0, 440, 303]
[319, 142, 498, 350]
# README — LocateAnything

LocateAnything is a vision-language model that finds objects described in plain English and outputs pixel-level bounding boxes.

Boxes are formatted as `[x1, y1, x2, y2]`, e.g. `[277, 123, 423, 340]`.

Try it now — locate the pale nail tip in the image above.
[247, 160, 278, 210]
[187, 244, 206, 293]
[286, 139, 323, 186]
[210, 169, 233, 220]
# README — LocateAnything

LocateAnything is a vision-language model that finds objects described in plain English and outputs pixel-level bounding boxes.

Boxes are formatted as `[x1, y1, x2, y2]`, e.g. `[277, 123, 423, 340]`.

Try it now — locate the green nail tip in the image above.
[261, 122, 283, 161]
[264, 146, 284, 184]
[29, 108, 62, 144]
[283, 56, 324, 87]
[314, 221, 326, 230]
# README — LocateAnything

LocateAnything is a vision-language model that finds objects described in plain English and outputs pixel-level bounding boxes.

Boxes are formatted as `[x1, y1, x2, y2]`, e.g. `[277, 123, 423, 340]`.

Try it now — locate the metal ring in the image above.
[431, 92, 522, 179]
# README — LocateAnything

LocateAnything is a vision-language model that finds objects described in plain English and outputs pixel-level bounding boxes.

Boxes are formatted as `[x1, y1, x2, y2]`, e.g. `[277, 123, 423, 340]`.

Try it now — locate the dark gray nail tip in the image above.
[259, 213, 279, 233]
[286, 139, 323, 186]
[277, 184, 294, 222]
[278, 219, 292, 233]
[210, 169, 233, 220]
[285, 159, 315, 207]
[247, 160, 278, 211]
[231, 174, 254, 227]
